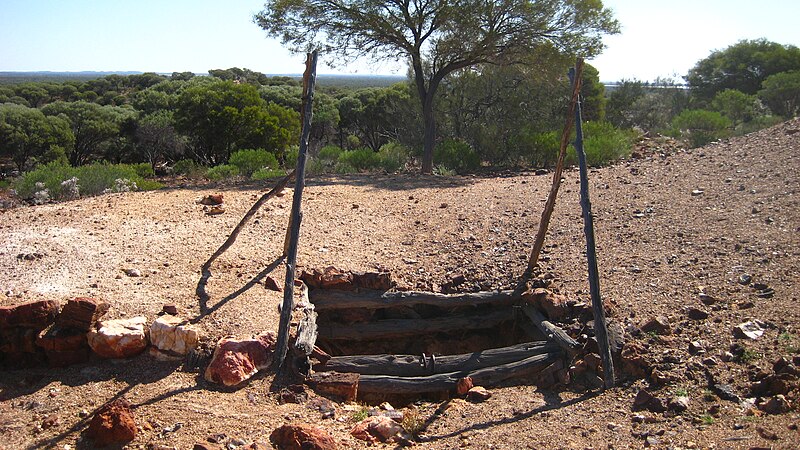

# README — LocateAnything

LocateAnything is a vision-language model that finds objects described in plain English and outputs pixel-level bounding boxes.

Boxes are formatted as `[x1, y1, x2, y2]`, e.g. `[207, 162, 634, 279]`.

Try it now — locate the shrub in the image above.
[284, 145, 299, 169]
[337, 148, 381, 171]
[318, 145, 344, 162]
[671, 109, 731, 147]
[526, 131, 560, 167]
[131, 162, 155, 178]
[229, 148, 279, 177]
[378, 141, 410, 172]
[566, 121, 634, 167]
[13, 161, 162, 201]
[206, 164, 240, 181]
[434, 139, 480, 174]
[251, 167, 286, 180]
[172, 159, 206, 178]
[334, 161, 358, 174]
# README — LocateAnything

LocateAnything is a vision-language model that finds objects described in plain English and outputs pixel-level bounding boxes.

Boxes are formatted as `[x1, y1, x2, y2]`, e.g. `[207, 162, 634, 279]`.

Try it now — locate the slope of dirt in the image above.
[1, 120, 799, 449]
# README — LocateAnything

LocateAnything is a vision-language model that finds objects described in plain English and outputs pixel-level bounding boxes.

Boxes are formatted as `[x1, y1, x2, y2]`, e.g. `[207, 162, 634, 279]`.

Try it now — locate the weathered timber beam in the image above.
[521, 305, 580, 353]
[294, 306, 318, 356]
[356, 352, 561, 394]
[319, 340, 561, 376]
[317, 309, 515, 341]
[309, 289, 519, 311]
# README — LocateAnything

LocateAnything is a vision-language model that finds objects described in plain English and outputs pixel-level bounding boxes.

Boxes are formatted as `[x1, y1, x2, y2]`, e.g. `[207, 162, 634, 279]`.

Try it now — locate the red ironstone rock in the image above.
[204, 332, 277, 386]
[0, 300, 60, 330]
[270, 423, 338, 450]
[56, 297, 109, 331]
[86, 398, 137, 446]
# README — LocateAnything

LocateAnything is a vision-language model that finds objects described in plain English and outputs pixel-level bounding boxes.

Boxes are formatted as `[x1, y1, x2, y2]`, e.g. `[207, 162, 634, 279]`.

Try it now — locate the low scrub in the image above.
[434, 139, 480, 174]
[205, 164, 240, 181]
[229, 148, 279, 177]
[566, 121, 635, 167]
[14, 161, 162, 202]
[670, 109, 731, 148]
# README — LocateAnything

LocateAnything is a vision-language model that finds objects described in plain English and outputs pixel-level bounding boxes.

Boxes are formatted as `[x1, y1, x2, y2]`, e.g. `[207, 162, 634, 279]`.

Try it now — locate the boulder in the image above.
[522, 288, 570, 321]
[56, 297, 109, 331]
[350, 416, 403, 443]
[86, 398, 137, 446]
[641, 316, 672, 335]
[0, 300, 60, 329]
[270, 423, 337, 450]
[204, 333, 276, 386]
[300, 267, 354, 290]
[87, 317, 148, 359]
[308, 371, 359, 402]
[36, 326, 90, 367]
[149, 315, 200, 355]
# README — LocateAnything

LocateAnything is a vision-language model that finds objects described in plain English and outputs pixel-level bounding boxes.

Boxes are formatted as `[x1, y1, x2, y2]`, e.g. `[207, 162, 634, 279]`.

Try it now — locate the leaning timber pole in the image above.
[569, 62, 615, 388]
[274, 50, 318, 371]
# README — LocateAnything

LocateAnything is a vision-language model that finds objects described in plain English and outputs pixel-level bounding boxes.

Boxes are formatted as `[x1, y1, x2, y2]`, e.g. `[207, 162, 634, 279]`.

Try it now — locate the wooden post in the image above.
[274, 51, 318, 371]
[569, 60, 615, 389]
[521, 60, 585, 286]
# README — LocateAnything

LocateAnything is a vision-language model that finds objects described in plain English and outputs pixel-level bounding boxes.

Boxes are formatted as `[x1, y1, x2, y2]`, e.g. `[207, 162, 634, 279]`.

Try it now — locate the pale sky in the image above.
[1, 0, 798, 82]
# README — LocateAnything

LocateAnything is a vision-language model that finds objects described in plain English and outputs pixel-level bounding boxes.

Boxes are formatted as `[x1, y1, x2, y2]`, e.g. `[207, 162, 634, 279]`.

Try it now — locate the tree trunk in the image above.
[421, 96, 436, 174]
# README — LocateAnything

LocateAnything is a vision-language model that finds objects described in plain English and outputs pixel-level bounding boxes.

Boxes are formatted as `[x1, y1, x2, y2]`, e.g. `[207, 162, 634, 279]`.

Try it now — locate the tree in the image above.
[256, 0, 619, 173]
[0, 103, 73, 171]
[758, 71, 800, 118]
[174, 79, 299, 164]
[134, 111, 185, 170]
[41, 101, 135, 166]
[711, 89, 758, 127]
[687, 39, 800, 102]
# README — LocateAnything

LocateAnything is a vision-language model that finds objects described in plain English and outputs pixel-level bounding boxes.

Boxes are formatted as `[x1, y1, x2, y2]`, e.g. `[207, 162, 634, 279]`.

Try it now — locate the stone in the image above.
[198, 194, 224, 205]
[522, 288, 570, 321]
[285, 427, 330, 449]
[0, 300, 59, 329]
[686, 307, 709, 320]
[467, 386, 492, 402]
[698, 293, 716, 305]
[668, 396, 690, 413]
[351, 271, 393, 290]
[351, 416, 403, 443]
[688, 341, 705, 355]
[621, 342, 651, 379]
[123, 268, 142, 277]
[633, 389, 666, 413]
[36, 326, 90, 367]
[752, 374, 796, 396]
[87, 316, 148, 359]
[149, 315, 200, 355]
[758, 395, 791, 415]
[300, 267, 354, 290]
[733, 321, 764, 340]
[161, 304, 179, 315]
[456, 376, 473, 396]
[86, 398, 137, 446]
[0, 327, 39, 353]
[56, 297, 109, 331]
[641, 316, 671, 335]
[193, 443, 224, 450]
[263, 276, 282, 292]
[309, 371, 359, 402]
[204, 332, 276, 386]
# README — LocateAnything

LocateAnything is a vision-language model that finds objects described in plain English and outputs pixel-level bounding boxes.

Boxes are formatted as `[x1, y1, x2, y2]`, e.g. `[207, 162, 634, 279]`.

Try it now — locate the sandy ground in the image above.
[1, 120, 799, 449]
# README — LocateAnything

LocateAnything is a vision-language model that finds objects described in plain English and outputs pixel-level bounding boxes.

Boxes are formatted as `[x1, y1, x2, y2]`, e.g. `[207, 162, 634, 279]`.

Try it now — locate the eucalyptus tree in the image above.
[256, 0, 619, 173]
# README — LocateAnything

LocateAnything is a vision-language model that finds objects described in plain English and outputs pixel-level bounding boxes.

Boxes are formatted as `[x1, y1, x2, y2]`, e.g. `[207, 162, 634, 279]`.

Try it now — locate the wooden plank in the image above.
[356, 352, 561, 394]
[309, 289, 519, 311]
[319, 340, 561, 376]
[521, 305, 580, 352]
[317, 309, 515, 341]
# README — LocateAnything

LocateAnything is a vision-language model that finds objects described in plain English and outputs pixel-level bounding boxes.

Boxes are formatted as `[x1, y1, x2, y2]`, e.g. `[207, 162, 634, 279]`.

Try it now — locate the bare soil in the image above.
[1, 120, 799, 449]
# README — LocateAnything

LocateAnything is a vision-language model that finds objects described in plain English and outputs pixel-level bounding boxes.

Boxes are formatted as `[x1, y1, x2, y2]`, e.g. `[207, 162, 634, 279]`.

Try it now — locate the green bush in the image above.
[671, 109, 731, 147]
[172, 159, 206, 178]
[205, 164, 240, 181]
[229, 148, 279, 177]
[337, 148, 382, 171]
[434, 139, 480, 174]
[251, 167, 286, 180]
[14, 161, 163, 201]
[131, 162, 155, 178]
[526, 131, 560, 167]
[284, 145, 299, 169]
[318, 145, 344, 162]
[566, 121, 634, 167]
[333, 161, 358, 174]
[378, 141, 410, 172]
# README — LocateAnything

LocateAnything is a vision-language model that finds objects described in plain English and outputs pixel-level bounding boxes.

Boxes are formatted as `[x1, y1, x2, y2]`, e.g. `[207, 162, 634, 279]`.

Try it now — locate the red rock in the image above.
[45, 347, 90, 367]
[0, 327, 38, 353]
[467, 386, 492, 402]
[36, 326, 86, 351]
[198, 194, 224, 205]
[86, 398, 137, 446]
[640, 316, 672, 335]
[56, 297, 109, 331]
[263, 276, 282, 292]
[350, 416, 403, 443]
[633, 389, 666, 413]
[300, 267, 354, 290]
[456, 376, 473, 396]
[204, 332, 276, 386]
[193, 444, 223, 450]
[308, 371, 359, 402]
[162, 304, 179, 315]
[87, 317, 148, 359]
[351, 271, 393, 290]
[621, 342, 651, 378]
[270, 423, 337, 450]
[522, 288, 570, 321]
[0, 300, 59, 330]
